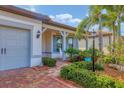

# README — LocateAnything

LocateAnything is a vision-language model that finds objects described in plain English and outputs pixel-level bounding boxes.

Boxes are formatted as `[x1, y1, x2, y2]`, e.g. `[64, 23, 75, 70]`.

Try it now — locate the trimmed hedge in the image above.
[60, 62, 124, 88]
[72, 62, 104, 71]
[42, 57, 56, 67]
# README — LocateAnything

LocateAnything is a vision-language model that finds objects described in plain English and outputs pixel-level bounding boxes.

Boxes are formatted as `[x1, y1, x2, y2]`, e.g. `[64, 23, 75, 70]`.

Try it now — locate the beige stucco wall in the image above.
[79, 39, 86, 50]
[42, 30, 52, 53]
[79, 35, 112, 54]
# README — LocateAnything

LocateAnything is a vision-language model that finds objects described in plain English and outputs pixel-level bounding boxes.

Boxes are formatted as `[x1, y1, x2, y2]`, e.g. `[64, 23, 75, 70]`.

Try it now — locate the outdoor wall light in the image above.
[36, 30, 41, 39]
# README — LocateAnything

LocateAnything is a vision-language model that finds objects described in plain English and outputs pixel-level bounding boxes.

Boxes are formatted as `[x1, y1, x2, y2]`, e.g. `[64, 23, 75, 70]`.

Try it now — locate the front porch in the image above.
[42, 24, 79, 60]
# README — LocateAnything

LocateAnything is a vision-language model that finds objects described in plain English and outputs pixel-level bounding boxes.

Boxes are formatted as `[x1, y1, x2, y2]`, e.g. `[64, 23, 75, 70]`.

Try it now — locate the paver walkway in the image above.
[0, 60, 79, 88]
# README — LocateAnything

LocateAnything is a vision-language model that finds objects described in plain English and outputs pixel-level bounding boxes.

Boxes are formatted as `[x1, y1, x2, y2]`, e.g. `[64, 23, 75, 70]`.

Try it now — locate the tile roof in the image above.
[0, 5, 76, 31]
[0, 5, 112, 35]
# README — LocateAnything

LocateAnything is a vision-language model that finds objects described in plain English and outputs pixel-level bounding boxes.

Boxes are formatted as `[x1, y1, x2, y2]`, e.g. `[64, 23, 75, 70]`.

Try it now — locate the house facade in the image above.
[0, 6, 78, 70]
[0, 6, 112, 71]
[79, 31, 112, 54]
[42, 21, 79, 59]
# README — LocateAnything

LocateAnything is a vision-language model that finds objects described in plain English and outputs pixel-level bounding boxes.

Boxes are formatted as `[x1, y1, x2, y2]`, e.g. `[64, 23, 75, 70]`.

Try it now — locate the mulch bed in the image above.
[101, 64, 124, 82]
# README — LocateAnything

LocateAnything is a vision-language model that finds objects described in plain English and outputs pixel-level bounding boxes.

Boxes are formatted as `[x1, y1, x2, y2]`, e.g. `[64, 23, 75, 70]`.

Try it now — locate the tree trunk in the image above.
[99, 31, 103, 52]
[98, 14, 103, 52]
[99, 14, 103, 52]
[117, 14, 121, 42]
[112, 22, 116, 45]
[118, 16, 121, 37]
[85, 38, 88, 50]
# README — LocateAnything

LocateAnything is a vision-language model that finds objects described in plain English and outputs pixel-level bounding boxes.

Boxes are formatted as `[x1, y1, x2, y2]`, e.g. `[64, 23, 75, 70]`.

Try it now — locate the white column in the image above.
[60, 31, 68, 60]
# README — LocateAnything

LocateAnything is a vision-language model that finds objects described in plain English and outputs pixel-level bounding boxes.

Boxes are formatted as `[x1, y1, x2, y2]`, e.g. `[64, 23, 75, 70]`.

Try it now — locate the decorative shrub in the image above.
[82, 48, 102, 58]
[89, 48, 102, 57]
[82, 48, 102, 62]
[65, 48, 81, 62]
[107, 41, 124, 65]
[60, 63, 124, 88]
[115, 80, 124, 88]
[42, 57, 56, 67]
[73, 62, 104, 71]
[95, 75, 116, 88]
[101, 55, 113, 63]
[82, 50, 92, 57]
[60, 66, 97, 87]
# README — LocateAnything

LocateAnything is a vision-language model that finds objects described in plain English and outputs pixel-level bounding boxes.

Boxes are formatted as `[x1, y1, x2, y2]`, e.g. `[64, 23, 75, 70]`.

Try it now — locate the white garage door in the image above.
[0, 26, 30, 70]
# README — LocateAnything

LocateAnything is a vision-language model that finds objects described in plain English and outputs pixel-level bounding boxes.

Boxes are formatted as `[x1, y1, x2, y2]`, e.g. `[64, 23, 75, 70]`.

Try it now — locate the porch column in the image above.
[60, 31, 68, 60]
[73, 38, 79, 49]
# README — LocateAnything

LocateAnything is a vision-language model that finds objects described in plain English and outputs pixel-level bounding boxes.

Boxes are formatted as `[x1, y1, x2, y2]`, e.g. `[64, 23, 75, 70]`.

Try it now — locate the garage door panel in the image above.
[3, 56, 29, 70]
[5, 48, 29, 56]
[0, 31, 4, 70]
[0, 26, 30, 70]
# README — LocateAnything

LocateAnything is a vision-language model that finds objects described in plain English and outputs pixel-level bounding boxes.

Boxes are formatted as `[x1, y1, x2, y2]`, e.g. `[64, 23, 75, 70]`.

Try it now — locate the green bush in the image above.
[73, 62, 104, 71]
[82, 50, 92, 57]
[95, 75, 116, 88]
[42, 57, 56, 67]
[115, 80, 124, 88]
[60, 66, 97, 87]
[82, 48, 102, 58]
[60, 63, 124, 88]
[65, 48, 81, 62]
[95, 63, 104, 70]
[102, 55, 113, 63]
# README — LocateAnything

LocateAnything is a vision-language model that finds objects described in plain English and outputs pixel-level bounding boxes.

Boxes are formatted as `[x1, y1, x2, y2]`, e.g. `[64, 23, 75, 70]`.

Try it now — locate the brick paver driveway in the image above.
[0, 61, 79, 88]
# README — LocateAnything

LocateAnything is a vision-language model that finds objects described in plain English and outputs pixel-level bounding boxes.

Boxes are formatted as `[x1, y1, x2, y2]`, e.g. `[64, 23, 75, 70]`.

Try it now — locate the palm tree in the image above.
[76, 17, 91, 50]
[99, 6, 118, 45]
[76, 5, 104, 51]
[77, 5, 124, 52]
[101, 6, 124, 45]
[89, 5, 107, 52]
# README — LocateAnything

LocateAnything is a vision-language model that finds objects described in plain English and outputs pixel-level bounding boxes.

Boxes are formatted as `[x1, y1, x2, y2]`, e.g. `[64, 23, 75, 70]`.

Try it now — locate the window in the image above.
[67, 37, 73, 48]
[53, 36, 62, 52]
[53, 36, 74, 52]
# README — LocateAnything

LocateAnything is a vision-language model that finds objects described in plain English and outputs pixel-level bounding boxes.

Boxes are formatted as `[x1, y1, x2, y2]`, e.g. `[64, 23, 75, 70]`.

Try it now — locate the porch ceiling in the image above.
[42, 23, 76, 34]
[44, 28, 75, 36]
[42, 28, 75, 36]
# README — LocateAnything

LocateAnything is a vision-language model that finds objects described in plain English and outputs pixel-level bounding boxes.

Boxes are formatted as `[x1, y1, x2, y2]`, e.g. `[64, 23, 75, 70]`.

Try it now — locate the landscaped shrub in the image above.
[82, 48, 102, 57]
[82, 48, 102, 62]
[60, 63, 124, 88]
[101, 55, 113, 63]
[42, 57, 56, 67]
[60, 66, 97, 87]
[95, 75, 116, 88]
[73, 62, 104, 71]
[108, 40, 124, 65]
[65, 48, 81, 62]
[115, 80, 124, 88]
[95, 63, 104, 70]
[82, 50, 92, 58]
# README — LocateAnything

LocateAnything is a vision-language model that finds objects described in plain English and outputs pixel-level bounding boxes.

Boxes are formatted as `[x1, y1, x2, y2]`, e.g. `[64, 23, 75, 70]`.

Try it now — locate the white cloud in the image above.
[49, 13, 81, 27]
[70, 18, 81, 23]
[22, 5, 38, 13]
[29, 5, 37, 12]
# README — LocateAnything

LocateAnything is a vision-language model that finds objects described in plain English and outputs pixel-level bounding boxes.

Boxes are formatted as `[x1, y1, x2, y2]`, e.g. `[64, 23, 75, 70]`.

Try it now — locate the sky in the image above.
[16, 5, 124, 35]
[16, 5, 89, 27]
